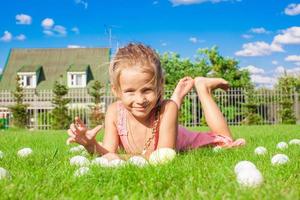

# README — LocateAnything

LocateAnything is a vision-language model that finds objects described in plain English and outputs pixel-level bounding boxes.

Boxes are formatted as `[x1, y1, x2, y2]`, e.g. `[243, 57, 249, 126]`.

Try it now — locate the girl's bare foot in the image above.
[171, 76, 194, 108]
[194, 77, 229, 93]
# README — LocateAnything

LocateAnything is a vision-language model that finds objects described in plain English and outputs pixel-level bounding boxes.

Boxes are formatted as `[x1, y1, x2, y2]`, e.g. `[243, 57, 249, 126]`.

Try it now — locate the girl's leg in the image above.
[171, 77, 194, 108]
[194, 77, 232, 138]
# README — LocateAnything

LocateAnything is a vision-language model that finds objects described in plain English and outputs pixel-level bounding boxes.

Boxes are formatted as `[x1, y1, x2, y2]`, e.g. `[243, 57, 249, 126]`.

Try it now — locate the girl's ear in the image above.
[111, 85, 119, 98]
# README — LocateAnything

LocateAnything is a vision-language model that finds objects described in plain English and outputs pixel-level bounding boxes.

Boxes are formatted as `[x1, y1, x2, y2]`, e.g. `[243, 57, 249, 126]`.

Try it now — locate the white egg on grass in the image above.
[254, 146, 267, 155]
[0, 167, 11, 180]
[234, 161, 257, 175]
[289, 139, 300, 145]
[213, 146, 223, 153]
[0, 150, 4, 159]
[149, 148, 176, 165]
[91, 157, 110, 167]
[74, 167, 90, 177]
[108, 159, 126, 168]
[70, 155, 90, 167]
[17, 148, 33, 158]
[276, 142, 288, 150]
[128, 156, 148, 167]
[271, 154, 289, 165]
[69, 145, 85, 153]
[236, 168, 263, 188]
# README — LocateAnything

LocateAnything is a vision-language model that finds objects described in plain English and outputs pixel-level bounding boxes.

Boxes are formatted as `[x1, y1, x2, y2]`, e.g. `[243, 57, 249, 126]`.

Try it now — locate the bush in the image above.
[9, 76, 28, 128]
[51, 80, 71, 130]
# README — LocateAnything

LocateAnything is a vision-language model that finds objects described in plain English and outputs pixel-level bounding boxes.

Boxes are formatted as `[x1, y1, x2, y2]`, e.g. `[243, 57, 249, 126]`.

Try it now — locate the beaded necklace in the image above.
[127, 106, 160, 156]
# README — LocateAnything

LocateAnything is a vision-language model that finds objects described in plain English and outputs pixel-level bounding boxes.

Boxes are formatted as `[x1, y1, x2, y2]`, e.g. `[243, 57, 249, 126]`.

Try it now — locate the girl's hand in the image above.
[67, 117, 103, 148]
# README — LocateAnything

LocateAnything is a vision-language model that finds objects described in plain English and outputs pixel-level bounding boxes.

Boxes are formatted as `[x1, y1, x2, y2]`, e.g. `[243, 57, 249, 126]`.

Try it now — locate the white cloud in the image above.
[0, 31, 13, 42]
[235, 41, 284, 57]
[41, 18, 54, 29]
[169, 0, 237, 6]
[75, 0, 88, 9]
[250, 27, 271, 34]
[241, 65, 265, 74]
[242, 34, 253, 39]
[284, 3, 300, 16]
[295, 62, 300, 66]
[275, 65, 300, 76]
[15, 34, 26, 41]
[41, 18, 67, 37]
[189, 37, 204, 43]
[71, 27, 79, 34]
[250, 74, 276, 85]
[285, 55, 300, 62]
[53, 25, 67, 36]
[16, 14, 32, 25]
[43, 30, 54, 36]
[272, 60, 278, 65]
[67, 45, 85, 48]
[273, 26, 300, 45]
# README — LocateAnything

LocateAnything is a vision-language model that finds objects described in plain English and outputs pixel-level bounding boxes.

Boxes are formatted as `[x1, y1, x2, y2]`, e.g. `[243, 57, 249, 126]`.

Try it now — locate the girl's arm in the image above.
[67, 102, 120, 156]
[156, 100, 178, 150]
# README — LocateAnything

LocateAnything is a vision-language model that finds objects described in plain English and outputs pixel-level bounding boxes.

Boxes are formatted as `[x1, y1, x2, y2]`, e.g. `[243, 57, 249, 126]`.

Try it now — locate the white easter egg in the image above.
[128, 156, 148, 167]
[276, 142, 288, 150]
[0, 167, 11, 180]
[69, 145, 85, 153]
[236, 168, 263, 188]
[70, 155, 90, 167]
[74, 167, 90, 177]
[0, 150, 4, 159]
[149, 148, 176, 165]
[234, 161, 257, 175]
[254, 146, 267, 155]
[17, 148, 33, 158]
[289, 139, 300, 145]
[91, 157, 110, 167]
[271, 154, 289, 165]
[108, 159, 126, 168]
[213, 146, 223, 153]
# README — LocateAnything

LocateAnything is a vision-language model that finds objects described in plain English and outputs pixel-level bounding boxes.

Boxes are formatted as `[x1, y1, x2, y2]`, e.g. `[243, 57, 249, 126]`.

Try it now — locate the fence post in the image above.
[295, 88, 300, 124]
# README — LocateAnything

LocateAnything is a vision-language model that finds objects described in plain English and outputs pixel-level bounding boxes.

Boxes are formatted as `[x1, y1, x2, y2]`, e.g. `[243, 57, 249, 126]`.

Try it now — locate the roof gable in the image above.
[0, 48, 110, 90]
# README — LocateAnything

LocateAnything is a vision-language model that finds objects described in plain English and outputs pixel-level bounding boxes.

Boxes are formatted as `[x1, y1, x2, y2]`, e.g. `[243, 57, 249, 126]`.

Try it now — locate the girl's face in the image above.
[117, 67, 159, 121]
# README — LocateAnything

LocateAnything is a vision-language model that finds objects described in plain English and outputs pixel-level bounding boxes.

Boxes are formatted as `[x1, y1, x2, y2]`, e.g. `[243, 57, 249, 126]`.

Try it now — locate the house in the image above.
[0, 48, 110, 90]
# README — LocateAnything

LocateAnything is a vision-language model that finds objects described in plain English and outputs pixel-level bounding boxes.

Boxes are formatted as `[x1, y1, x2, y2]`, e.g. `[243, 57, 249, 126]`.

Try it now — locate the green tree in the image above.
[51, 80, 71, 129]
[88, 81, 105, 127]
[241, 85, 263, 125]
[9, 76, 28, 128]
[276, 74, 297, 124]
[198, 46, 251, 88]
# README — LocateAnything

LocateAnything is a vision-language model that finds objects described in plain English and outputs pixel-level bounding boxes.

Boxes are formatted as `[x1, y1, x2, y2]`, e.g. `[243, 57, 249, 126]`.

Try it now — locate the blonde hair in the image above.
[109, 43, 164, 100]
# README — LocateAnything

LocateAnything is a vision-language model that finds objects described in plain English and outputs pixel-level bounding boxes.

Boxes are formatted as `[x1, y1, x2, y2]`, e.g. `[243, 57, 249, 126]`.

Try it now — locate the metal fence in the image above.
[0, 88, 299, 129]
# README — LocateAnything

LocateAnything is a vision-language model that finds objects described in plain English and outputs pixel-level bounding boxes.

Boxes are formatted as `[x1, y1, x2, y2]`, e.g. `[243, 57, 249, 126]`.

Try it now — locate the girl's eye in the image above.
[143, 88, 153, 92]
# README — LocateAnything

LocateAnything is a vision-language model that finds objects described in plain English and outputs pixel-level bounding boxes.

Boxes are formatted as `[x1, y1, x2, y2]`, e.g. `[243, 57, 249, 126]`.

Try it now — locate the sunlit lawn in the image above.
[0, 125, 299, 199]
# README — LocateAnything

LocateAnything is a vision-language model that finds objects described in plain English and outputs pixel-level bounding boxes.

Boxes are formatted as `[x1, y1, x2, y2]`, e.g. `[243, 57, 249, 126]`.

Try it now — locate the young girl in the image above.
[67, 43, 245, 160]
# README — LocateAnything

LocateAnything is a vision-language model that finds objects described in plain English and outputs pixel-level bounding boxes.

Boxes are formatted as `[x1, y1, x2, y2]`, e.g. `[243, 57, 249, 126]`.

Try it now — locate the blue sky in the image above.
[0, 0, 300, 87]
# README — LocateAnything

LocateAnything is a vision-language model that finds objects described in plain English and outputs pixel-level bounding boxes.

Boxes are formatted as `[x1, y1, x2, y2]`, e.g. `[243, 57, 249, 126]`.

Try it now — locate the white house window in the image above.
[68, 72, 87, 88]
[17, 72, 37, 88]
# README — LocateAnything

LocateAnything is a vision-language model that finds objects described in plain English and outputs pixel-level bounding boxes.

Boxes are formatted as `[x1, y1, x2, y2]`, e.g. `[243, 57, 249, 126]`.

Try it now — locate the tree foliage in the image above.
[276, 74, 298, 124]
[51, 80, 71, 129]
[88, 81, 105, 127]
[9, 76, 28, 128]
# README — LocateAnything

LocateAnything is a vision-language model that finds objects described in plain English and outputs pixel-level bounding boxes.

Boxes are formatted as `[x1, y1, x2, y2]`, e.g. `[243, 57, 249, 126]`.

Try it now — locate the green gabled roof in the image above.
[0, 48, 110, 90]
[67, 64, 90, 72]
[18, 65, 42, 73]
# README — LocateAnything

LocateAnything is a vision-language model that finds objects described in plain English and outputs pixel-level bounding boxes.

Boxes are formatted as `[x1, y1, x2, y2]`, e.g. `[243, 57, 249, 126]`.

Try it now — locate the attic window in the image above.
[18, 72, 37, 88]
[67, 72, 86, 88]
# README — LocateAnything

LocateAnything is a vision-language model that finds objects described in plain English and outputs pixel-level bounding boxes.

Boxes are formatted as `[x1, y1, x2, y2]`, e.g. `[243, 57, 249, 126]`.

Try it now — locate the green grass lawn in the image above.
[0, 125, 300, 200]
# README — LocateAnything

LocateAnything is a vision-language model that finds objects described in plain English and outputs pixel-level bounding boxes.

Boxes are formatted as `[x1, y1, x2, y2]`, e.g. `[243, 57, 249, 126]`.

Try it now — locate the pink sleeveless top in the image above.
[116, 102, 246, 152]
